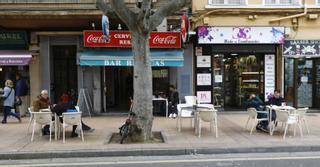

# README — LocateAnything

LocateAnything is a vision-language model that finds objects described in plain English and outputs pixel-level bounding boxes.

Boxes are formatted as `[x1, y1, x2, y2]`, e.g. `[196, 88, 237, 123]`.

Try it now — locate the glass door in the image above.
[313, 59, 320, 108]
[296, 59, 313, 108]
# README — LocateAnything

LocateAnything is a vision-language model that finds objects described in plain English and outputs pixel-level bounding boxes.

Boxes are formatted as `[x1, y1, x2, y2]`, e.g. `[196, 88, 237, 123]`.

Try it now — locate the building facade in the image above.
[192, 0, 320, 109]
[0, 0, 193, 114]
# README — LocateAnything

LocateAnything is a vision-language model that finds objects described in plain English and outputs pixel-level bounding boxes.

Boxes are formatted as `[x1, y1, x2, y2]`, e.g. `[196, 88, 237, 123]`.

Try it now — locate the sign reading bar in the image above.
[198, 26, 285, 44]
[84, 31, 181, 48]
[284, 40, 320, 56]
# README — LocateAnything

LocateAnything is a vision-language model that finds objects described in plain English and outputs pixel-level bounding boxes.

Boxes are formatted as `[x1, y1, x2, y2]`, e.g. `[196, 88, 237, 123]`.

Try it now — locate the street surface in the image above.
[1, 152, 320, 167]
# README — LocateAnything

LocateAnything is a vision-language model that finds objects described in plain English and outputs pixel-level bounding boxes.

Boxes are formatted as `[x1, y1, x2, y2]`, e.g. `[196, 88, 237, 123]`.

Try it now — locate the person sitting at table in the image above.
[243, 93, 268, 132]
[51, 101, 94, 137]
[32, 89, 52, 135]
[168, 85, 179, 119]
[269, 89, 285, 122]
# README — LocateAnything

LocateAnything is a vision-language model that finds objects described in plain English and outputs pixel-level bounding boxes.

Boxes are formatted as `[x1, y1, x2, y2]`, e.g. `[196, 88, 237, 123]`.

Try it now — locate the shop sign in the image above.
[83, 31, 181, 48]
[0, 31, 28, 49]
[198, 26, 284, 44]
[197, 55, 211, 67]
[197, 73, 211, 86]
[102, 60, 166, 66]
[197, 91, 211, 103]
[283, 40, 320, 56]
[264, 54, 275, 102]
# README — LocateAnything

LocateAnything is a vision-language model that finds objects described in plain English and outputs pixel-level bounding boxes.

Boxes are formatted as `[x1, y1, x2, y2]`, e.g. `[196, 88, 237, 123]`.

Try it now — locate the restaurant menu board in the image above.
[264, 54, 275, 101]
[197, 91, 212, 103]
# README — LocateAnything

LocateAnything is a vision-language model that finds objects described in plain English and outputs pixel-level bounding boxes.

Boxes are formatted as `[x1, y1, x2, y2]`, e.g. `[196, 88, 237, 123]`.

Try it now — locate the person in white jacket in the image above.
[1, 80, 21, 124]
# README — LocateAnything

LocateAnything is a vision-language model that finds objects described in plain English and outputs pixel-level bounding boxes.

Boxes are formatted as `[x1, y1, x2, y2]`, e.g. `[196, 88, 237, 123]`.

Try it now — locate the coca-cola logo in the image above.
[152, 35, 177, 45]
[86, 34, 109, 44]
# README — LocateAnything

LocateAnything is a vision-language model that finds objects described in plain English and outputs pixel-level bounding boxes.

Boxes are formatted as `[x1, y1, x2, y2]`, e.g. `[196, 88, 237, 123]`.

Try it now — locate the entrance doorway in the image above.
[285, 58, 320, 109]
[218, 54, 265, 109]
[103, 67, 171, 112]
[104, 67, 133, 111]
[52, 45, 78, 103]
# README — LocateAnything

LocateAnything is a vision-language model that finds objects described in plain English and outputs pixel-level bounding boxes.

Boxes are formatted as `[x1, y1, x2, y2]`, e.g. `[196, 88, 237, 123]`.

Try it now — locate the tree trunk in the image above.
[130, 30, 154, 141]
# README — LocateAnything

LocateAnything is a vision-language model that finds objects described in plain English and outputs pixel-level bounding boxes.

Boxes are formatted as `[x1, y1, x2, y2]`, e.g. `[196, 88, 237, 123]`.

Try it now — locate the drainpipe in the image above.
[269, 1, 307, 23]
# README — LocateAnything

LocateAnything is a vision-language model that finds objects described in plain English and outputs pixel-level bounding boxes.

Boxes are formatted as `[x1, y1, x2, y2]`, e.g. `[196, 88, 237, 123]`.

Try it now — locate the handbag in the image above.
[15, 97, 22, 106]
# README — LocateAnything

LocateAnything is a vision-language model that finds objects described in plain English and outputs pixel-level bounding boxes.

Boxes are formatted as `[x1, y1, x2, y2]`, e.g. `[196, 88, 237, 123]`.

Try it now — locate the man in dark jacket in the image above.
[168, 85, 179, 118]
[244, 94, 268, 132]
[269, 90, 285, 122]
[51, 102, 94, 137]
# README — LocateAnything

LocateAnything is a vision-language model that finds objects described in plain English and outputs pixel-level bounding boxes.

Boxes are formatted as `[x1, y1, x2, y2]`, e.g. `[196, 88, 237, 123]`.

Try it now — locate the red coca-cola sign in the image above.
[84, 30, 181, 48]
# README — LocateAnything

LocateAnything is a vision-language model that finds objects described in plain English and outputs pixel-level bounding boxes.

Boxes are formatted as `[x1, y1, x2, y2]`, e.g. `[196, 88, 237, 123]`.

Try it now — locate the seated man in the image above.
[32, 89, 51, 135]
[244, 94, 268, 132]
[51, 101, 94, 137]
[269, 89, 285, 121]
[33, 89, 51, 112]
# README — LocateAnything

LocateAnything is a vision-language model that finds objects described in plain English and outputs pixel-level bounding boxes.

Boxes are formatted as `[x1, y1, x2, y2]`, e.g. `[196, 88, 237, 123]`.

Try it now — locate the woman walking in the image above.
[1, 80, 21, 124]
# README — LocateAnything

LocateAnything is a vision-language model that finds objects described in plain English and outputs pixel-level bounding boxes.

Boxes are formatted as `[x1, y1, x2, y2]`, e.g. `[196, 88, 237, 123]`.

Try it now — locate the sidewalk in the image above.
[1, 112, 320, 159]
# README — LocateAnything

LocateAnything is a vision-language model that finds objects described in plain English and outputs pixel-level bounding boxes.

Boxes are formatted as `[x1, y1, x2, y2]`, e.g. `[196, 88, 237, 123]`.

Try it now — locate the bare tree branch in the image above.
[149, 0, 191, 31]
[109, 0, 137, 30]
[96, 0, 114, 15]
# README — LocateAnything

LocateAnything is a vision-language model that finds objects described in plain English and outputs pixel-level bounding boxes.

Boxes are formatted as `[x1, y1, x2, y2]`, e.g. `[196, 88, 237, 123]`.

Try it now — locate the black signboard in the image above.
[283, 40, 320, 56]
[0, 31, 28, 50]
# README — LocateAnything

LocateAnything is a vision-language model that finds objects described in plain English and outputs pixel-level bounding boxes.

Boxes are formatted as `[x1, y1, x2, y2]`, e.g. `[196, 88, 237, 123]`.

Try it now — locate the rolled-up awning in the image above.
[0, 50, 32, 66]
[79, 49, 184, 67]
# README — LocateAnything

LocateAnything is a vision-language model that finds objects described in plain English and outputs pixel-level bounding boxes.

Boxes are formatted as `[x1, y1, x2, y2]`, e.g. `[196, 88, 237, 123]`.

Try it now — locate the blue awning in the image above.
[79, 49, 184, 67]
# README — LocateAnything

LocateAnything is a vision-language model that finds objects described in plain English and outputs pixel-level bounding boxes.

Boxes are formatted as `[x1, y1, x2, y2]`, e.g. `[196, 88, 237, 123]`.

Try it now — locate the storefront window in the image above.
[284, 58, 294, 106]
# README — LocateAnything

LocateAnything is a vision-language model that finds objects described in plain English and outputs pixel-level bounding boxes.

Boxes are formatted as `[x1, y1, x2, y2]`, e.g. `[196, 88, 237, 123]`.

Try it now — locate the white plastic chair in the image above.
[31, 112, 54, 142]
[75, 106, 81, 112]
[296, 107, 310, 134]
[271, 109, 302, 139]
[27, 107, 34, 133]
[177, 104, 194, 132]
[245, 108, 269, 135]
[185, 96, 197, 105]
[197, 109, 218, 138]
[62, 112, 84, 143]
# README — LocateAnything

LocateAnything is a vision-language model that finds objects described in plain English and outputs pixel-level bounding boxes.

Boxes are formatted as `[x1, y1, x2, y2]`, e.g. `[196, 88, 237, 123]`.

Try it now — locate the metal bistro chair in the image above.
[245, 108, 269, 135]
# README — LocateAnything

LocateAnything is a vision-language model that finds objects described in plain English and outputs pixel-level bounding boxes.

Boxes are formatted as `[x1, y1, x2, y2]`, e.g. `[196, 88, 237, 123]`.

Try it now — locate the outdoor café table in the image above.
[179, 104, 215, 133]
[152, 97, 168, 118]
[266, 105, 296, 135]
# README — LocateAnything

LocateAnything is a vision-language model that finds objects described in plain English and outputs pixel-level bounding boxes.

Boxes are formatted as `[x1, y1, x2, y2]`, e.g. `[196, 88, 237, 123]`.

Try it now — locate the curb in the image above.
[0, 145, 319, 160]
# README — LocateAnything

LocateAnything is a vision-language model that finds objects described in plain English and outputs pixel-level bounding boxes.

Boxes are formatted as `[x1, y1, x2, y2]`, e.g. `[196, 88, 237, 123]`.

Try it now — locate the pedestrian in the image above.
[15, 73, 29, 117]
[1, 80, 21, 124]
[168, 85, 179, 118]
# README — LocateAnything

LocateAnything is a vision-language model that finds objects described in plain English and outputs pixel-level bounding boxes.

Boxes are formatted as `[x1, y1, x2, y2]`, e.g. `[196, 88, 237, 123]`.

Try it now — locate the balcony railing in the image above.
[264, 0, 300, 5]
[208, 0, 247, 5]
[0, 0, 142, 3]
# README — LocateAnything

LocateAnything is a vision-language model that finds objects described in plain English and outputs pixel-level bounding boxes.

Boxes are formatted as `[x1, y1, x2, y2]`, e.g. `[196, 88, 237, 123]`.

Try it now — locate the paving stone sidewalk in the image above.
[0, 112, 320, 159]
